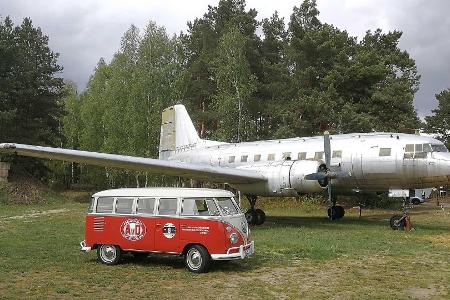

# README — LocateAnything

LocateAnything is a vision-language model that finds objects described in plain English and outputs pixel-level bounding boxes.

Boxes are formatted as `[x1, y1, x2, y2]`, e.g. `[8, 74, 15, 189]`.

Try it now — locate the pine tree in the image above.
[425, 89, 450, 147]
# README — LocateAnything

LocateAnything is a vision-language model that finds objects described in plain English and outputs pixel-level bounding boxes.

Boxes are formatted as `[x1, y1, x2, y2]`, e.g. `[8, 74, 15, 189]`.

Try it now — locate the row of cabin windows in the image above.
[227, 150, 344, 163]
[223, 144, 449, 164]
[94, 197, 221, 216]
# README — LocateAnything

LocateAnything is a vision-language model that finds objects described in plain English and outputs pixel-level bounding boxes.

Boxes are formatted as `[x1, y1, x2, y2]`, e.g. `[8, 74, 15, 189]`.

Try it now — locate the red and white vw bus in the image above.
[80, 188, 254, 272]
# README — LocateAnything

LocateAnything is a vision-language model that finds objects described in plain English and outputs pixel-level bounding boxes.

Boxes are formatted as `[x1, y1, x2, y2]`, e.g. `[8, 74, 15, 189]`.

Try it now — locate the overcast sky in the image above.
[2, 0, 449, 118]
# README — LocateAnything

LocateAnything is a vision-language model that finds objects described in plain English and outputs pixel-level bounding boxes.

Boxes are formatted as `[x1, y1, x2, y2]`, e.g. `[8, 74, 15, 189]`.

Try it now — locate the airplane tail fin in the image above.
[159, 104, 201, 159]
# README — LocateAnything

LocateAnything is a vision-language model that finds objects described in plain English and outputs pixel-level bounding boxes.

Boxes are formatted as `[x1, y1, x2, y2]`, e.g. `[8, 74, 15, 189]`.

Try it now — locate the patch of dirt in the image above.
[424, 233, 450, 248]
[406, 286, 439, 299]
[3, 209, 69, 220]
[0, 178, 46, 204]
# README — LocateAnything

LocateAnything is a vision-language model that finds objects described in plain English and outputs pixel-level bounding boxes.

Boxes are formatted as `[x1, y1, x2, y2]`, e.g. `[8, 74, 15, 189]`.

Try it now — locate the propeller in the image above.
[304, 131, 351, 199]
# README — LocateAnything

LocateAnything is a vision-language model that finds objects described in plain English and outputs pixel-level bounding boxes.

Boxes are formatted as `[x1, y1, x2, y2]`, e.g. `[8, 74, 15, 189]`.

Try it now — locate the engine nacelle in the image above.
[232, 160, 326, 197]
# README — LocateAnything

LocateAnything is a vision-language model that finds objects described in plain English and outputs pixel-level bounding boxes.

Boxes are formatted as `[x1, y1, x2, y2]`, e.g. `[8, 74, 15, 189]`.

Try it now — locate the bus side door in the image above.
[154, 198, 180, 253]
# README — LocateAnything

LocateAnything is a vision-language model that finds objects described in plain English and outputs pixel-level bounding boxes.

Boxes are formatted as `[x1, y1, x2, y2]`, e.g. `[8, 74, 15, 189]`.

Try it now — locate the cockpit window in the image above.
[423, 144, 432, 152]
[431, 144, 448, 152]
[404, 143, 448, 159]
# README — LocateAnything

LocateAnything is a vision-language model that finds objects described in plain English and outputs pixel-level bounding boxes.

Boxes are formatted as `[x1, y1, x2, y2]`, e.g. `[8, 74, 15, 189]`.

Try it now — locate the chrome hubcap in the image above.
[101, 245, 116, 262]
[187, 248, 202, 270]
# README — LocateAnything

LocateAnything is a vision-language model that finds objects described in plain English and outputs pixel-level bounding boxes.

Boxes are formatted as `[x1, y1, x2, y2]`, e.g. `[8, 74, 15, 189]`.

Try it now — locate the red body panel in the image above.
[85, 214, 244, 255]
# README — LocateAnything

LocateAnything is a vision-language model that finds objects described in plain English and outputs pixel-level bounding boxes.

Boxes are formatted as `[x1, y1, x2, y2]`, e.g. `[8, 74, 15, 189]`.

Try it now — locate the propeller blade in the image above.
[323, 131, 333, 206]
[328, 179, 332, 202]
[324, 131, 331, 168]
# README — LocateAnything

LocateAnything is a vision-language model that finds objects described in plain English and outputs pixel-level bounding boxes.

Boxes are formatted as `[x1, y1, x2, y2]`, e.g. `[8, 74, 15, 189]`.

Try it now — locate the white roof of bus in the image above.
[93, 187, 235, 198]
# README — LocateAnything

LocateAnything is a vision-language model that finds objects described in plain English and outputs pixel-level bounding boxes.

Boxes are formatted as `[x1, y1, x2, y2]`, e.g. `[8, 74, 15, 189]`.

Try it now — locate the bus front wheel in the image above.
[97, 244, 122, 265]
[184, 245, 210, 273]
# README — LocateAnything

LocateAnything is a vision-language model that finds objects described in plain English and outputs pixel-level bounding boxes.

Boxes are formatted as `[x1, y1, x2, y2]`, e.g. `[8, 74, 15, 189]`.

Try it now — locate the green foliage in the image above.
[0, 16, 65, 178]
[425, 89, 450, 147]
[0, 17, 64, 145]
[212, 25, 256, 141]
[61, 21, 180, 188]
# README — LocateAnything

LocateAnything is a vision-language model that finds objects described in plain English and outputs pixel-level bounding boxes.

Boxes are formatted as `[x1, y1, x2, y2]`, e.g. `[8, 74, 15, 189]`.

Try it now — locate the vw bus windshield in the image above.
[215, 197, 240, 215]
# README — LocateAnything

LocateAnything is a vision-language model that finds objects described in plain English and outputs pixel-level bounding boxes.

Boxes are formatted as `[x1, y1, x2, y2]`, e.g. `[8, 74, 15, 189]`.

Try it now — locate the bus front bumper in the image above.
[80, 240, 91, 252]
[210, 241, 254, 260]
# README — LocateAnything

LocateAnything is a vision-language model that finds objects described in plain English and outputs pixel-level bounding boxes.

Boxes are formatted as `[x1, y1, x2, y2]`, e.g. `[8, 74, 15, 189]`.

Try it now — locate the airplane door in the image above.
[351, 153, 364, 179]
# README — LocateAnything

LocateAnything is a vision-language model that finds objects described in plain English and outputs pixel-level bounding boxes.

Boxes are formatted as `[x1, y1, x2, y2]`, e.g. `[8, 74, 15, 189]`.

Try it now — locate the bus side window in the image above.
[96, 197, 114, 213]
[88, 197, 95, 213]
[137, 198, 155, 214]
[182, 198, 209, 216]
[158, 198, 178, 215]
[116, 197, 134, 214]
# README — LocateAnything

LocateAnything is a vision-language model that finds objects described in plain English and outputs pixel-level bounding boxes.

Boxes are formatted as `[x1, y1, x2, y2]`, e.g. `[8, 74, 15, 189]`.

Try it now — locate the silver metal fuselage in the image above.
[169, 133, 450, 196]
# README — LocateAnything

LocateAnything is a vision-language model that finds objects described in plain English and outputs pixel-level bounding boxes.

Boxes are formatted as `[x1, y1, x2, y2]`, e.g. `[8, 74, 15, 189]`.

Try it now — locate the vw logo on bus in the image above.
[120, 219, 146, 241]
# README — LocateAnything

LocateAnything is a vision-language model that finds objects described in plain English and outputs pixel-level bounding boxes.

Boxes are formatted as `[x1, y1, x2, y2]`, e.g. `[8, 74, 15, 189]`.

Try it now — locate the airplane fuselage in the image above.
[169, 132, 450, 196]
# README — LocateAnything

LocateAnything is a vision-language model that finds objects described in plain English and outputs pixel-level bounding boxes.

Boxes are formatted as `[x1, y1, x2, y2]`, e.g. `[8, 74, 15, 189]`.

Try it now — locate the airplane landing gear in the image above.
[390, 198, 412, 230]
[328, 205, 345, 220]
[328, 195, 345, 220]
[245, 195, 266, 226]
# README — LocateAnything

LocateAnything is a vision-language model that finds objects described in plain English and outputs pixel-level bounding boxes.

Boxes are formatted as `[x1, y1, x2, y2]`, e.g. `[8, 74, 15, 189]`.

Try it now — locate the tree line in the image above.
[1, 0, 449, 189]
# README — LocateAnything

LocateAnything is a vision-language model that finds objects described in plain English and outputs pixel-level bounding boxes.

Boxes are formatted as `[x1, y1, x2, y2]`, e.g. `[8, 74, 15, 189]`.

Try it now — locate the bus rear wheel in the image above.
[97, 244, 122, 265]
[184, 245, 210, 273]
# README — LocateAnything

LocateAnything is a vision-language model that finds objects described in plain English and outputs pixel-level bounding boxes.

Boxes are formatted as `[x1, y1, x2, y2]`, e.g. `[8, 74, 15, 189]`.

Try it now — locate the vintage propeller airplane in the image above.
[1, 104, 449, 226]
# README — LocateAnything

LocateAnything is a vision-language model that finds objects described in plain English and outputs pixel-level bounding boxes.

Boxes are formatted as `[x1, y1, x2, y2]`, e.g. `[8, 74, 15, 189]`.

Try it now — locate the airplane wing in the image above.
[0, 143, 266, 184]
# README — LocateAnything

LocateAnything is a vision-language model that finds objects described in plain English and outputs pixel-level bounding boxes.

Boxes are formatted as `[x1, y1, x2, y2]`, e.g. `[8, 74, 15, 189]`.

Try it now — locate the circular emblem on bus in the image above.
[120, 219, 146, 241]
[163, 223, 176, 239]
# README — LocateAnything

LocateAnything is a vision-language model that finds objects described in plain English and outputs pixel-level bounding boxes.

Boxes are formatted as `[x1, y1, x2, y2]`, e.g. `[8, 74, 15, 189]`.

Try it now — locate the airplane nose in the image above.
[432, 152, 450, 179]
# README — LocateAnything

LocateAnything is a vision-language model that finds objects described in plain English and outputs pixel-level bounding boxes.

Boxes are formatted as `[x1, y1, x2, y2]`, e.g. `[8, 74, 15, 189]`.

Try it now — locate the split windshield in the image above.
[215, 197, 240, 215]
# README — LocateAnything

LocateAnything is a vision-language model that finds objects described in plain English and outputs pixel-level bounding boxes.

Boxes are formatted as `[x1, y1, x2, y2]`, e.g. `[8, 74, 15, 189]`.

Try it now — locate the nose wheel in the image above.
[390, 198, 413, 230]
[245, 195, 266, 225]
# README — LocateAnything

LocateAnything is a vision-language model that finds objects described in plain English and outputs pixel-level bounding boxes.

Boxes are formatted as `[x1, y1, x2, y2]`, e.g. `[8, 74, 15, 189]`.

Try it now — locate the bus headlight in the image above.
[229, 233, 238, 244]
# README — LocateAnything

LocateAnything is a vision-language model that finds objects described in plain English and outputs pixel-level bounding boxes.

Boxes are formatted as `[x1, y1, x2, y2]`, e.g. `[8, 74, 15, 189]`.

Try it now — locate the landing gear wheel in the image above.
[390, 215, 406, 230]
[335, 205, 345, 219]
[327, 205, 345, 220]
[245, 209, 257, 225]
[97, 244, 122, 265]
[184, 245, 210, 273]
[254, 209, 266, 225]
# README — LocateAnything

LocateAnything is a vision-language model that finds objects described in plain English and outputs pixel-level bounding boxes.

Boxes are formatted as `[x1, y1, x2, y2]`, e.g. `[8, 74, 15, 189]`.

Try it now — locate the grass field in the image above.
[0, 192, 449, 299]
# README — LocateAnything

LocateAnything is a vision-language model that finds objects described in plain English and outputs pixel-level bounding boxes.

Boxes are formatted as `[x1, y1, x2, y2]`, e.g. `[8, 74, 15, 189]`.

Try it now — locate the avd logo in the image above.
[120, 219, 146, 241]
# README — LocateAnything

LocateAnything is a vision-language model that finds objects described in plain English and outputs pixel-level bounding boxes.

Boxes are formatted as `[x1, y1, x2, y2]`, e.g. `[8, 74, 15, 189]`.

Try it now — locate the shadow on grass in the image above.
[90, 252, 264, 274]
[258, 215, 388, 230]
[258, 212, 450, 232]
